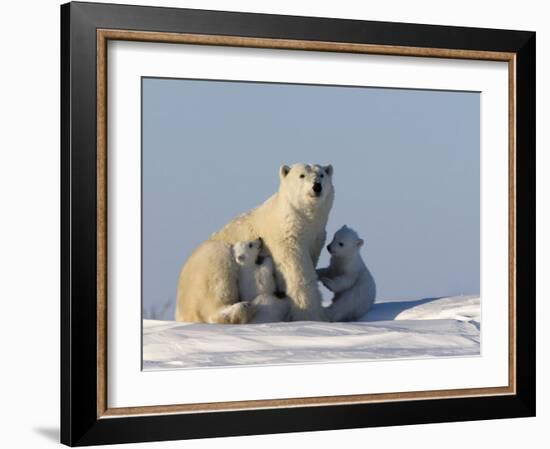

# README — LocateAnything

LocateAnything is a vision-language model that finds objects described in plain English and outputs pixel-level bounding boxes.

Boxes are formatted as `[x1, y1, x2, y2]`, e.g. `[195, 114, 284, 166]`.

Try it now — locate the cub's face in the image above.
[279, 163, 334, 210]
[326, 225, 364, 259]
[233, 238, 263, 266]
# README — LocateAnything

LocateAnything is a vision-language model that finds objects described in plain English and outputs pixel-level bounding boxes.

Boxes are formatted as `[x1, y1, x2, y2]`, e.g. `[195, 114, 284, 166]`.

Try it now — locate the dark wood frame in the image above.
[61, 1, 536, 446]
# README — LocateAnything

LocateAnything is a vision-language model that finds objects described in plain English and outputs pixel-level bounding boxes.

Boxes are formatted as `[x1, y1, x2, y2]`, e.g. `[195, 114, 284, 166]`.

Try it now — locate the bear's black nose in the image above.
[312, 182, 322, 194]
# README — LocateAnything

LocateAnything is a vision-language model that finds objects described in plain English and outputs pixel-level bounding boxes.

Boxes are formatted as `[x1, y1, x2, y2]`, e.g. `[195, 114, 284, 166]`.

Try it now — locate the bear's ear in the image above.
[357, 239, 364, 247]
[279, 165, 291, 179]
[324, 164, 333, 176]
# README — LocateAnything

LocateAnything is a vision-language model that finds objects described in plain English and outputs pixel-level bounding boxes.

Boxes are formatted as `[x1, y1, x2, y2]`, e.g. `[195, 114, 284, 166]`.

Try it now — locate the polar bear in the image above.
[233, 238, 276, 301]
[233, 238, 290, 323]
[175, 163, 334, 323]
[317, 225, 376, 322]
[175, 240, 255, 324]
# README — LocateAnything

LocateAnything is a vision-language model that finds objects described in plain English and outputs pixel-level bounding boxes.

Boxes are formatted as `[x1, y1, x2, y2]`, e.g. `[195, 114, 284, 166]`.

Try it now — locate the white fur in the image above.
[233, 239, 276, 301]
[174, 240, 255, 324]
[233, 238, 290, 323]
[175, 163, 334, 323]
[250, 293, 290, 324]
[317, 226, 376, 322]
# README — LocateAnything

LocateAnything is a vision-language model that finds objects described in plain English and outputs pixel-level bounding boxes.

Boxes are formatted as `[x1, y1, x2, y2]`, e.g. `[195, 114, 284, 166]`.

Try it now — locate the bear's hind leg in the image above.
[325, 289, 358, 322]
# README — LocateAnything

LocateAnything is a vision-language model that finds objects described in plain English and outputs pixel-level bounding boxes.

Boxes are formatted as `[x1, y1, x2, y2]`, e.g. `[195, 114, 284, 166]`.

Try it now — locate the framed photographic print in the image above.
[60, 1, 535, 446]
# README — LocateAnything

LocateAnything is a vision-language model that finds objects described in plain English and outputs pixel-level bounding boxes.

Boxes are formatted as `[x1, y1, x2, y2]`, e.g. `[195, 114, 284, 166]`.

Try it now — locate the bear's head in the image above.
[326, 225, 364, 259]
[278, 163, 334, 212]
[233, 238, 263, 266]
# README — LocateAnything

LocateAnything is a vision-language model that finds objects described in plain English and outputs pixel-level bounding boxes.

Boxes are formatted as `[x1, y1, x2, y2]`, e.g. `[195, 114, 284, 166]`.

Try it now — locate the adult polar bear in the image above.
[175, 163, 334, 323]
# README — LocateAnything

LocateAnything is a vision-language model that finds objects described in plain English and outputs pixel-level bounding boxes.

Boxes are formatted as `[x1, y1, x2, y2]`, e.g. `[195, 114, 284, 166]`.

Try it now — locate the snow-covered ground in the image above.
[143, 295, 480, 370]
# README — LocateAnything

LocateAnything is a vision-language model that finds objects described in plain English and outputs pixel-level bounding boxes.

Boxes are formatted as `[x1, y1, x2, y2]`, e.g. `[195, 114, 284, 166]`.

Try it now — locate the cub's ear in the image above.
[324, 164, 333, 176]
[357, 239, 364, 247]
[279, 165, 291, 179]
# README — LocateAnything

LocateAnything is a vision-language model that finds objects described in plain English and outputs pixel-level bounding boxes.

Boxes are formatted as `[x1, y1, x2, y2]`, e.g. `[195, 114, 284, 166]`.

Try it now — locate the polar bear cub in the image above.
[233, 238, 276, 301]
[233, 238, 290, 323]
[317, 226, 376, 322]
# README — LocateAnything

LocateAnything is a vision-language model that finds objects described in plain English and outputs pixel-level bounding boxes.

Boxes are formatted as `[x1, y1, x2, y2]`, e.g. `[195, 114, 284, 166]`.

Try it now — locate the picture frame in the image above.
[60, 1, 535, 446]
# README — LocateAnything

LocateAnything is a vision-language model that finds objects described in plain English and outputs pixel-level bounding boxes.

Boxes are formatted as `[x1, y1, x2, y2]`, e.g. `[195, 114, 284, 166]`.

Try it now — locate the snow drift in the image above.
[143, 295, 480, 370]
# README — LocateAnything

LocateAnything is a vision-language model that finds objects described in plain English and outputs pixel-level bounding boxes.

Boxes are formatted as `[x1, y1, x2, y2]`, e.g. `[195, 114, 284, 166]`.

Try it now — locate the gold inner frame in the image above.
[96, 28, 517, 418]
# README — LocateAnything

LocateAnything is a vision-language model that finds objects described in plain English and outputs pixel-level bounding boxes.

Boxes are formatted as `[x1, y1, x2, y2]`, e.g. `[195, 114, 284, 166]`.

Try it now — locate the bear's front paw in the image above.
[320, 277, 336, 291]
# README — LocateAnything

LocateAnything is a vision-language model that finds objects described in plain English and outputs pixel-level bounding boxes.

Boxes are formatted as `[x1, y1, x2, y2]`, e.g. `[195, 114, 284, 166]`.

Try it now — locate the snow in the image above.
[143, 295, 480, 370]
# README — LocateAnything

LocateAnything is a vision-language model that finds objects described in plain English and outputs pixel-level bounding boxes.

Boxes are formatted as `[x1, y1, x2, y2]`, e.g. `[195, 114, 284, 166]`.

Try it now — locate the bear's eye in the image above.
[248, 243, 253, 248]
[299, 174, 305, 179]
[339, 242, 344, 247]
[320, 174, 324, 178]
